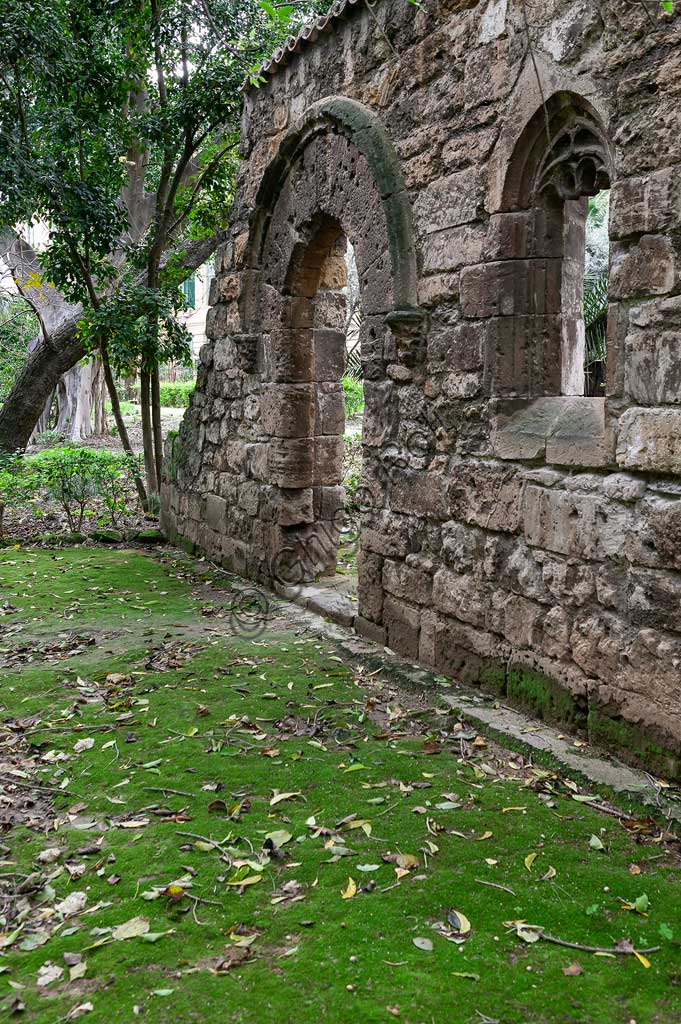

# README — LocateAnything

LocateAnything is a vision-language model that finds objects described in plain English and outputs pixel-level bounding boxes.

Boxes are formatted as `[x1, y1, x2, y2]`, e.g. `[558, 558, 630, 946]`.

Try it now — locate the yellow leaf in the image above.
[269, 791, 301, 806]
[475, 831, 493, 841]
[484, 858, 498, 866]
[502, 806, 527, 813]
[226, 874, 262, 887]
[633, 951, 651, 969]
[112, 916, 150, 941]
[341, 877, 357, 900]
[396, 854, 420, 870]
[395, 867, 410, 880]
[524, 853, 537, 871]
[540, 866, 556, 881]
[449, 910, 471, 936]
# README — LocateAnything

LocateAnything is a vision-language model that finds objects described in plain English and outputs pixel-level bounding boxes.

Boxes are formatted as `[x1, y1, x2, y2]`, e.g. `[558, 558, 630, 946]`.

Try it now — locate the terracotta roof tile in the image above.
[245, 0, 368, 90]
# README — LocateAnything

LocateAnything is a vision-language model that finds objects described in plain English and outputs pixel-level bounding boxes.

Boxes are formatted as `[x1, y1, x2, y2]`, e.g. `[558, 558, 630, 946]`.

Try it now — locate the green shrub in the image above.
[26, 448, 140, 532]
[28, 448, 102, 533]
[130, 381, 195, 407]
[158, 381, 195, 407]
[0, 452, 38, 537]
[342, 377, 364, 418]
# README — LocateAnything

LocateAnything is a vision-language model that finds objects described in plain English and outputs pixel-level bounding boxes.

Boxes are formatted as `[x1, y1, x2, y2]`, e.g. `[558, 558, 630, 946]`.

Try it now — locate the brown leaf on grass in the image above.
[422, 739, 442, 755]
[207, 799, 229, 814]
[216, 945, 253, 971]
[562, 963, 583, 976]
[382, 852, 419, 870]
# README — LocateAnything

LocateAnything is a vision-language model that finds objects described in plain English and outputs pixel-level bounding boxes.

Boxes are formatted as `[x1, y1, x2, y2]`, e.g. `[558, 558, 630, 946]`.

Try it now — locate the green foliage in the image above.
[342, 376, 364, 418]
[584, 274, 608, 369]
[0, 451, 37, 535]
[78, 285, 193, 377]
[158, 381, 195, 407]
[0, 293, 37, 402]
[3, 447, 141, 534]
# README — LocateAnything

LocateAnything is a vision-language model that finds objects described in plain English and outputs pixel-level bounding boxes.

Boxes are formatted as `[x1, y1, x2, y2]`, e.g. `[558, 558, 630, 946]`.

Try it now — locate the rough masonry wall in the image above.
[162, 0, 681, 775]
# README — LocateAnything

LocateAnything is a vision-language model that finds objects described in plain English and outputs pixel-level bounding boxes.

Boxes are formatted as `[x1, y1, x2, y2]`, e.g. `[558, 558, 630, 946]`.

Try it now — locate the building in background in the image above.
[178, 263, 214, 363]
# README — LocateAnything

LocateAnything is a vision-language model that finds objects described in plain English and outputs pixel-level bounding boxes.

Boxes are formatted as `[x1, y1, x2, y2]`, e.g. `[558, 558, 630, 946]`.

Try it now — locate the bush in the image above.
[342, 377, 364, 418]
[29, 448, 104, 532]
[5, 447, 142, 534]
[0, 452, 38, 536]
[158, 381, 195, 407]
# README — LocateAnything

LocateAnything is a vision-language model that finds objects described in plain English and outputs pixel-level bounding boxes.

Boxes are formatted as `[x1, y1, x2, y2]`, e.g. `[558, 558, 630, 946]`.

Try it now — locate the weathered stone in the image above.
[448, 459, 521, 532]
[205, 494, 227, 533]
[414, 168, 484, 233]
[617, 408, 681, 475]
[382, 559, 433, 605]
[523, 486, 632, 561]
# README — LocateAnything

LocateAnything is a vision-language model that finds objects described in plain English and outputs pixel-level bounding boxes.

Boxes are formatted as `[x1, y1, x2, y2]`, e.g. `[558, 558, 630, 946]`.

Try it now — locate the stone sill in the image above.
[491, 397, 614, 467]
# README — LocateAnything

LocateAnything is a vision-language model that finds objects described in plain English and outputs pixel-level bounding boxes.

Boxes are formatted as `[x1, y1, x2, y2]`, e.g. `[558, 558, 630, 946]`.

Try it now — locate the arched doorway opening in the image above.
[264, 213, 365, 598]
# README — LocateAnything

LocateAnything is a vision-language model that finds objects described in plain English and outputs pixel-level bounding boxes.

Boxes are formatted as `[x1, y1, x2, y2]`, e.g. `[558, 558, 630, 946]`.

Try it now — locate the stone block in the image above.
[268, 438, 314, 488]
[617, 407, 681, 475]
[609, 166, 681, 239]
[265, 328, 314, 383]
[276, 488, 314, 527]
[358, 549, 385, 624]
[610, 235, 677, 300]
[431, 614, 511, 685]
[314, 436, 344, 486]
[448, 459, 521, 532]
[602, 473, 646, 504]
[628, 570, 681, 634]
[316, 383, 345, 435]
[261, 384, 314, 438]
[390, 469, 449, 519]
[382, 559, 433, 605]
[354, 615, 387, 646]
[314, 289, 347, 331]
[433, 567, 489, 627]
[421, 223, 488, 274]
[493, 397, 613, 467]
[460, 259, 563, 319]
[522, 485, 632, 561]
[205, 493, 227, 533]
[503, 594, 545, 649]
[623, 297, 681, 405]
[383, 595, 421, 659]
[414, 168, 484, 233]
[313, 328, 346, 382]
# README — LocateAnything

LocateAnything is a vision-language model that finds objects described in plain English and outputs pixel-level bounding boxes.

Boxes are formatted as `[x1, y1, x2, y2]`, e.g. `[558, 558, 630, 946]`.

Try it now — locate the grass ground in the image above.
[1, 547, 680, 1024]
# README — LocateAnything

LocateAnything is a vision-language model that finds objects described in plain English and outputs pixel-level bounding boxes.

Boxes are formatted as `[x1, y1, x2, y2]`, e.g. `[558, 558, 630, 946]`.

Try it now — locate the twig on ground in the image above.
[475, 878, 516, 896]
[540, 933, 660, 955]
[143, 786, 194, 797]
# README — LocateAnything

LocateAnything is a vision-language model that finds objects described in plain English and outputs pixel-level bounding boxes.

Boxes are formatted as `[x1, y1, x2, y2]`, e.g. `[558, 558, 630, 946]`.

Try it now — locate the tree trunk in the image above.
[54, 361, 98, 441]
[30, 390, 55, 441]
[100, 340, 148, 507]
[0, 230, 226, 453]
[0, 313, 84, 453]
[92, 358, 107, 434]
[140, 370, 158, 496]
[151, 367, 163, 488]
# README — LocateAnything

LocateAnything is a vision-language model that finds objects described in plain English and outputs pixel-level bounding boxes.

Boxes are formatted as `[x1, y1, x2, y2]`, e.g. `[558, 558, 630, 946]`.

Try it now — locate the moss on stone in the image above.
[175, 532, 197, 555]
[507, 666, 586, 732]
[479, 663, 507, 695]
[588, 708, 681, 780]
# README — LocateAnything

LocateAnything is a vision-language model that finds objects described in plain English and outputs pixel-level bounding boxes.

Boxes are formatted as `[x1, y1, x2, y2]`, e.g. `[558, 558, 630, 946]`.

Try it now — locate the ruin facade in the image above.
[161, 0, 681, 774]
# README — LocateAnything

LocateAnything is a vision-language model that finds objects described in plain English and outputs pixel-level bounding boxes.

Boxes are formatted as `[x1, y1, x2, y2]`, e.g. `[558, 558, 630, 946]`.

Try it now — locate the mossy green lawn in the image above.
[1, 548, 680, 1024]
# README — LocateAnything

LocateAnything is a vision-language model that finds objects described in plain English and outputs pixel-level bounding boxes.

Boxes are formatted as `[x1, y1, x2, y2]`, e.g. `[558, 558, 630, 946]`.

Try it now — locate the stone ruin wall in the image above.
[162, 0, 681, 776]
